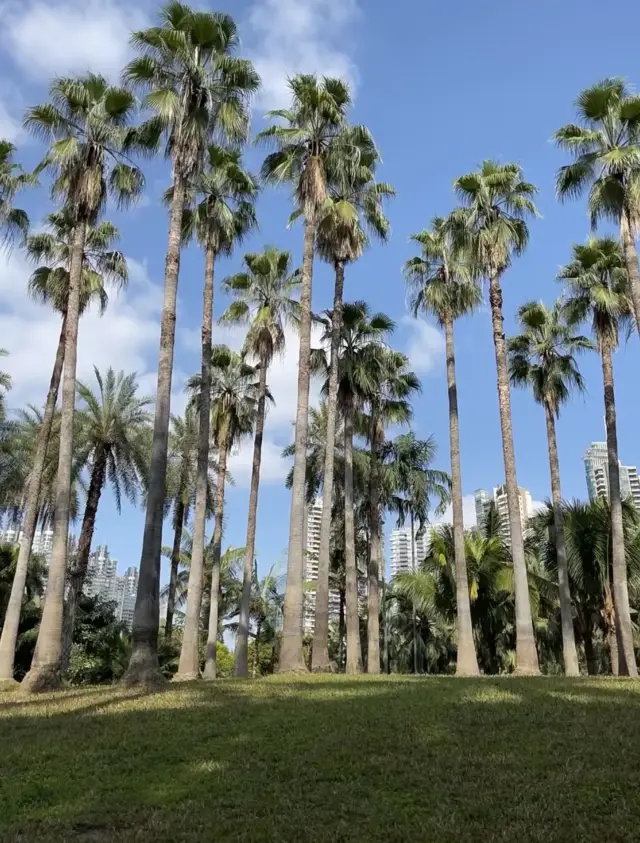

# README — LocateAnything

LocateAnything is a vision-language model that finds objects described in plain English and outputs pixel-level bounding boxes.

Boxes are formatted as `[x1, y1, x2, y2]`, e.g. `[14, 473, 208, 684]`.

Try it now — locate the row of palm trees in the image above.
[0, 0, 639, 684]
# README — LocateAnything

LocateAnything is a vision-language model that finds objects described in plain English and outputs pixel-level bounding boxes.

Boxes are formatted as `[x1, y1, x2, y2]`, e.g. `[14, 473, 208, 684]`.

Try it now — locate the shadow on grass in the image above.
[2, 676, 640, 842]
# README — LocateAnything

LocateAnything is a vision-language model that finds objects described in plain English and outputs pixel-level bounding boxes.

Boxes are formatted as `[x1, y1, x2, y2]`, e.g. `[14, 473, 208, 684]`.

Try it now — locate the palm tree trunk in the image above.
[410, 510, 419, 675]
[620, 210, 640, 343]
[444, 315, 479, 676]
[488, 270, 539, 675]
[0, 314, 66, 685]
[176, 242, 215, 680]
[165, 500, 185, 641]
[123, 175, 186, 686]
[344, 406, 361, 675]
[312, 259, 345, 672]
[280, 218, 315, 673]
[338, 585, 345, 670]
[23, 220, 88, 692]
[600, 344, 637, 676]
[543, 401, 579, 676]
[235, 354, 269, 677]
[367, 414, 381, 675]
[60, 444, 107, 672]
[382, 572, 390, 675]
[252, 617, 262, 679]
[583, 621, 597, 676]
[203, 426, 229, 680]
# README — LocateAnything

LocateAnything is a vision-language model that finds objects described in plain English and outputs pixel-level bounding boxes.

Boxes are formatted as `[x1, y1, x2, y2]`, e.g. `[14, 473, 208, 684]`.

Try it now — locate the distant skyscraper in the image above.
[389, 526, 429, 578]
[0, 523, 55, 565]
[302, 498, 341, 634]
[116, 566, 139, 629]
[85, 545, 118, 602]
[584, 441, 640, 511]
[475, 485, 532, 544]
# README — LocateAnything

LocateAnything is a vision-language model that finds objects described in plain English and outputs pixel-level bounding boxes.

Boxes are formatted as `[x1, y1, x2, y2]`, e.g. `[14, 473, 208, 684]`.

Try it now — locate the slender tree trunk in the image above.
[203, 427, 228, 680]
[620, 210, 640, 342]
[23, 220, 88, 692]
[382, 571, 390, 675]
[60, 445, 107, 672]
[410, 511, 419, 675]
[344, 407, 361, 675]
[600, 345, 637, 676]
[280, 218, 315, 673]
[165, 500, 185, 641]
[235, 355, 268, 677]
[252, 618, 262, 679]
[312, 259, 345, 672]
[583, 622, 597, 676]
[444, 315, 479, 676]
[123, 175, 186, 686]
[338, 585, 345, 670]
[367, 413, 381, 675]
[176, 242, 215, 681]
[0, 315, 66, 685]
[543, 401, 579, 676]
[488, 270, 539, 675]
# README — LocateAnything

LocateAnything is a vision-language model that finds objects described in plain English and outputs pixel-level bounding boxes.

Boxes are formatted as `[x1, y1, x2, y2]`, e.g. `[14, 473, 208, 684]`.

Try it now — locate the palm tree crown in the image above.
[508, 301, 593, 416]
[0, 140, 30, 246]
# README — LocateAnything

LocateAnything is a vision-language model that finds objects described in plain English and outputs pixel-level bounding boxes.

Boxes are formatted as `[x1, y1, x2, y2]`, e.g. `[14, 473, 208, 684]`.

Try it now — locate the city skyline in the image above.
[584, 442, 640, 511]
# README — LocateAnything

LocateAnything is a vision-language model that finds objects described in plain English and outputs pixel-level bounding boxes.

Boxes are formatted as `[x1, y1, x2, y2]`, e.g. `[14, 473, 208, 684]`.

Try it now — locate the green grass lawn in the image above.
[2, 676, 640, 842]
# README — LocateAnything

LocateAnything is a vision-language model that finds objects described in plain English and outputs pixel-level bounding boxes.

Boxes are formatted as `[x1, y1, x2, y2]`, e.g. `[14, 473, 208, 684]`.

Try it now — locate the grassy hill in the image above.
[2, 675, 640, 842]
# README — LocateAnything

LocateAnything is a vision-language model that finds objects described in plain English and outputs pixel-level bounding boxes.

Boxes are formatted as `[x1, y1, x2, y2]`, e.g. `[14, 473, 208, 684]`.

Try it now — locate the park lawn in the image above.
[2, 676, 640, 842]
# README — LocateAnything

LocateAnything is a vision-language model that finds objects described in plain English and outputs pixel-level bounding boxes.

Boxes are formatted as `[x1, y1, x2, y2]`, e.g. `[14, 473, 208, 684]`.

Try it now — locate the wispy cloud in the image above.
[246, 0, 361, 110]
[401, 316, 444, 375]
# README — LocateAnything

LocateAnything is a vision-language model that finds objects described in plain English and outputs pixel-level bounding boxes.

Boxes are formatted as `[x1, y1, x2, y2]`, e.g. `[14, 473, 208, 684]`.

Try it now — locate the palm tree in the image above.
[164, 408, 198, 641]
[554, 79, 640, 341]
[219, 247, 299, 677]
[61, 368, 151, 666]
[175, 144, 256, 679]
[452, 160, 540, 674]
[258, 74, 353, 672]
[311, 127, 393, 671]
[21, 74, 145, 691]
[559, 237, 638, 676]
[332, 302, 392, 673]
[0, 213, 129, 683]
[0, 139, 30, 247]
[508, 301, 592, 676]
[384, 433, 450, 673]
[188, 346, 259, 679]
[0, 351, 10, 424]
[123, 2, 259, 685]
[404, 215, 481, 675]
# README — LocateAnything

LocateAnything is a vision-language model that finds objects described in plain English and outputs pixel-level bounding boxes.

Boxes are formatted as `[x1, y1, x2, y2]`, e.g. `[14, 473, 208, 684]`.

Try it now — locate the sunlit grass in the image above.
[2, 675, 640, 842]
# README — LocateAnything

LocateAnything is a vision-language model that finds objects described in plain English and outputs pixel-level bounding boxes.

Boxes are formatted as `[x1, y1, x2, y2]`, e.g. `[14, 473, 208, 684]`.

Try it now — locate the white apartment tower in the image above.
[389, 526, 429, 578]
[302, 498, 341, 634]
[584, 441, 640, 511]
[474, 485, 533, 543]
[85, 545, 118, 602]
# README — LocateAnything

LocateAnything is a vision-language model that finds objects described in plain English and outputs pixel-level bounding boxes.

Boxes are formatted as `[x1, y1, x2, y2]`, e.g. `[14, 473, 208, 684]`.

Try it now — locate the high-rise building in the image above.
[0, 523, 55, 565]
[302, 498, 341, 634]
[584, 442, 640, 511]
[474, 485, 532, 544]
[115, 566, 139, 629]
[389, 526, 429, 578]
[85, 545, 118, 602]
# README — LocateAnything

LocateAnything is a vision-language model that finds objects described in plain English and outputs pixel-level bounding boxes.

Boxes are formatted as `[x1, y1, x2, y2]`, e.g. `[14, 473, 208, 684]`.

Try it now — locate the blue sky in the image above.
[1, 0, 640, 583]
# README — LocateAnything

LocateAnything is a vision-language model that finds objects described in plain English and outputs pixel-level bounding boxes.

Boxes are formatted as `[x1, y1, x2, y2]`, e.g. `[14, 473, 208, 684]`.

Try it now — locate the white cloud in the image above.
[246, 0, 361, 109]
[228, 438, 291, 487]
[432, 494, 478, 530]
[531, 499, 546, 514]
[0, 250, 161, 413]
[402, 316, 444, 375]
[0, 98, 22, 143]
[2, 0, 148, 80]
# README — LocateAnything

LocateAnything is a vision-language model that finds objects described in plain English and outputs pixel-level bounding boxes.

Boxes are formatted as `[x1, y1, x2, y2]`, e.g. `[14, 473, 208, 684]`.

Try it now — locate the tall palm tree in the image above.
[0, 139, 30, 247]
[220, 247, 300, 677]
[21, 74, 145, 691]
[311, 127, 393, 671]
[333, 302, 391, 673]
[175, 144, 256, 679]
[452, 160, 540, 674]
[61, 368, 151, 665]
[0, 351, 10, 424]
[0, 211, 127, 685]
[123, 2, 259, 685]
[384, 433, 450, 673]
[554, 79, 640, 341]
[188, 346, 259, 679]
[258, 74, 353, 672]
[559, 237, 637, 676]
[164, 408, 199, 641]
[364, 350, 421, 673]
[508, 301, 592, 676]
[404, 215, 481, 675]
